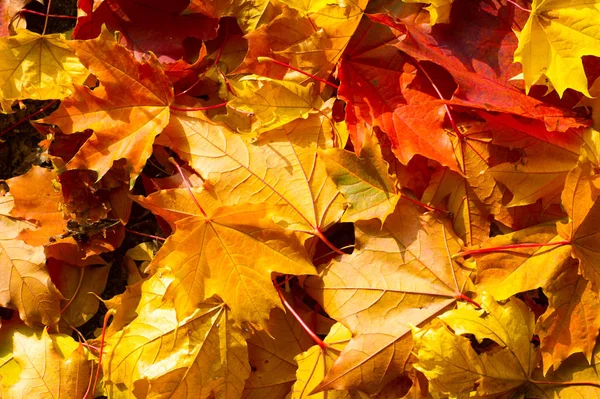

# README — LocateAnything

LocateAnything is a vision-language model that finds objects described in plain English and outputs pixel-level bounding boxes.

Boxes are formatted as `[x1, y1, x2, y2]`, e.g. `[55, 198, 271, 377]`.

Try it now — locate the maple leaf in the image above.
[227, 75, 322, 134]
[157, 103, 346, 242]
[288, 322, 357, 399]
[101, 270, 250, 399]
[243, 304, 316, 398]
[373, 12, 591, 133]
[305, 201, 474, 393]
[487, 119, 581, 206]
[470, 223, 600, 371]
[47, 258, 109, 329]
[73, 0, 218, 62]
[558, 163, 600, 289]
[5, 165, 66, 246]
[234, 0, 367, 82]
[0, 327, 94, 398]
[39, 27, 174, 185]
[136, 188, 315, 330]
[337, 18, 454, 169]
[0, 29, 88, 101]
[318, 132, 400, 223]
[0, 194, 62, 328]
[514, 0, 600, 97]
[413, 293, 538, 397]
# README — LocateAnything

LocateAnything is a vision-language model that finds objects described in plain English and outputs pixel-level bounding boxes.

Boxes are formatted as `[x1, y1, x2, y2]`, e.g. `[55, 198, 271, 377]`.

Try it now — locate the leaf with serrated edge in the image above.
[305, 201, 473, 393]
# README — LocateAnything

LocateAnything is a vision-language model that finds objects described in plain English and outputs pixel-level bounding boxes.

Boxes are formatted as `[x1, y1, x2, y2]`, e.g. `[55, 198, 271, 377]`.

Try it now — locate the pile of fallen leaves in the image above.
[1, 0, 600, 397]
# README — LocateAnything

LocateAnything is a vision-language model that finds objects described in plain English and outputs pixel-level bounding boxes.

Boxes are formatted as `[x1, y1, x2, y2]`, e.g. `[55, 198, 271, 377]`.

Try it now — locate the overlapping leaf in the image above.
[39, 27, 174, 185]
[305, 201, 474, 393]
[157, 102, 346, 236]
[101, 270, 250, 399]
[0, 29, 88, 100]
[514, 0, 600, 97]
[136, 188, 315, 330]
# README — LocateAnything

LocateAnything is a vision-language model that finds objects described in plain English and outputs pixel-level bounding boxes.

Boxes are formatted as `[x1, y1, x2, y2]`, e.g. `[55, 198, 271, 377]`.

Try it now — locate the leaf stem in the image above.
[60, 267, 84, 314]
[275, 284, 330, 349]
[314, 228, 345, 256]
[506, 0, 531, 12]
[19, 9, 76, 19]
[400, 193, 448, 213]
[455, 293, 481, 309]
[169, 102, 228, 112]
[257, 57, 339, 89]
[42, 0, 52, 35]
[87, 309, 115, 399]
[124, 227, 166, 241]
[168, 158, 208, 218]
[1, 99, 58, 137]
[453, 240, 571, 258]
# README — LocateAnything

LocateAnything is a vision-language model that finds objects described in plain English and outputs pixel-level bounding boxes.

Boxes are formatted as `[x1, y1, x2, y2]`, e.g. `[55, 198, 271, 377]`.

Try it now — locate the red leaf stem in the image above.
[275, 283, 330, 349]
[19, 9, 76, 19]
[453, 240, 571, 258]
[1, 100, 58, 137]
[257, 57, 339, 89]
[168, 158, 208, 218]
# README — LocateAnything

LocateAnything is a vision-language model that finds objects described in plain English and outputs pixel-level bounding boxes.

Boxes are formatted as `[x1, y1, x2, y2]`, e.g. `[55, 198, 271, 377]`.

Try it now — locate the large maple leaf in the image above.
[136, 188, 315, 330]
[101, 270, 250, 399]
[39, 27, 174, 185]
[305, 201, 474, 393]
[157, 103, 346, 241]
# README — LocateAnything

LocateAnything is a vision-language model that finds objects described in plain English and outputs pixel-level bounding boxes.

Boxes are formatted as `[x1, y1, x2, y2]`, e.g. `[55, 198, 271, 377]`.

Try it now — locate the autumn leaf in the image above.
[538, 264, 600, 374]
[6, 165, 66, 246]
[514, 0, 600, 97]
[136, 188, 315, 330]
[243, 299, 319, 398]
[0, 326, 94, 398]
[413, 293, 538, 397]
[0, 29, 88, 101]
[227, 75, 322, 134]
[157, 103, 346, 242]
[287, 322, 355, 399]
[374, 12, 590, 133]
[474, 223, 573, 300]
[318, 132, 400, 223]
[39, 27, 174, 185]
[337, 18, 454, 169]
[101, 270, 250, 399]
[0, 203, 62, 328]
[305, 201, 474, 393]
[558, 163, 600, 289]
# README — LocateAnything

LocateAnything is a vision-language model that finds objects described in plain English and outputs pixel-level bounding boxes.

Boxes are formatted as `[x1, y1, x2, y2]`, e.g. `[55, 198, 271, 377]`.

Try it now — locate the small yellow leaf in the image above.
[0, 29, 88, 101]
[514, 0, 600, 97]
[228, 75, 322, 134]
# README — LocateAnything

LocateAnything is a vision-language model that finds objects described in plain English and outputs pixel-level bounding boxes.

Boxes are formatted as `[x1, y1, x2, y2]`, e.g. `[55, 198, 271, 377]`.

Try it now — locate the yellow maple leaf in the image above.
[514, 0, 600, 97]
[0, 327, 93, 398]
[136, 189, 315, 330]
[413, 293, 538, 397]
[0, 29, 88, 101]
[101, 271, 250, 399]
